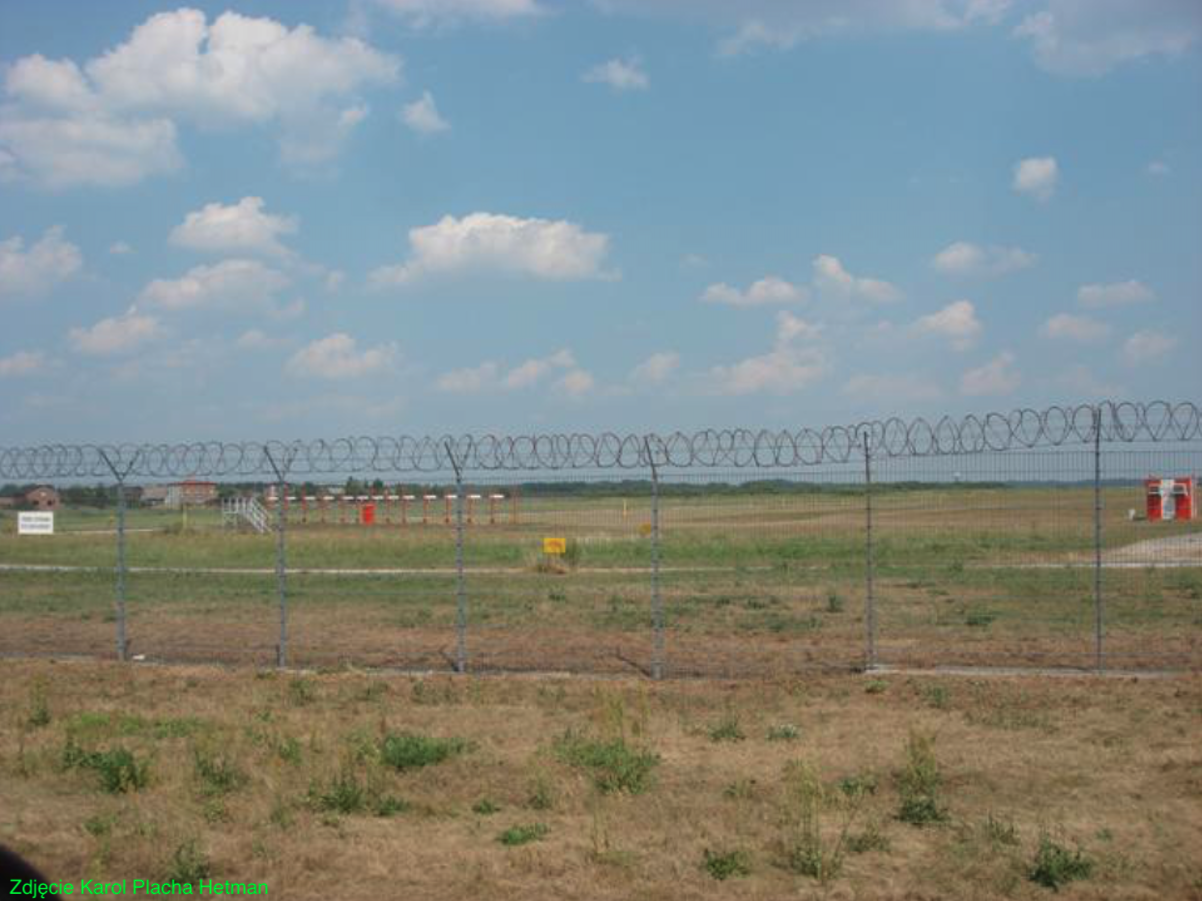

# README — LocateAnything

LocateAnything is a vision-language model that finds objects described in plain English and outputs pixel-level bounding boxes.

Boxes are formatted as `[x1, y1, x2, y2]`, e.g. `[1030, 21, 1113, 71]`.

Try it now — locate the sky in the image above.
[0, 0, 1199, 444]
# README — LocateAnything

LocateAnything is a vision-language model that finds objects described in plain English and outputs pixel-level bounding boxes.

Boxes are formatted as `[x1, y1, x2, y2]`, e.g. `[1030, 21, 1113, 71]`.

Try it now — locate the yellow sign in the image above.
[543, 537, 567, 555]
[638, 523, 653, 537]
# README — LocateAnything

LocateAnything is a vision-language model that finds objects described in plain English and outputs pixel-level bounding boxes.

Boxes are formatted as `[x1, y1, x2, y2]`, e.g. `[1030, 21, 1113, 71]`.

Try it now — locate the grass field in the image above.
[1, 481, 1199, 674]
[1, 660, 1200, 900]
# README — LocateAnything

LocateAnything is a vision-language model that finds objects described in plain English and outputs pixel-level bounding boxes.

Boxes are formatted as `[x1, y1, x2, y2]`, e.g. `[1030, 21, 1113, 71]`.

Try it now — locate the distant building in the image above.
[0, 496, 15, 509]
[141, 484, 171, 506]
[164, 480, 219, 508]
[25, 486, 61, 510]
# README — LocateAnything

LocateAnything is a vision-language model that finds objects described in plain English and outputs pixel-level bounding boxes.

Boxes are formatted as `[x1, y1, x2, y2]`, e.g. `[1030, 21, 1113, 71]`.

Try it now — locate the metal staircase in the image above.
[222, 497, 270, 533]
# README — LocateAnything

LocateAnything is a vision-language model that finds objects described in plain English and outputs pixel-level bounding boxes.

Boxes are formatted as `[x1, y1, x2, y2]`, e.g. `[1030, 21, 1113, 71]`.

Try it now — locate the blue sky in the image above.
[0, 0, 1199, 443]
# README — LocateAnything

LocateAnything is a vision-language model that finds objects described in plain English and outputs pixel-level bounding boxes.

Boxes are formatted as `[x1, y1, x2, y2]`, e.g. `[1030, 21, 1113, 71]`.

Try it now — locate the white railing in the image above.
[222, 497, 269, 534]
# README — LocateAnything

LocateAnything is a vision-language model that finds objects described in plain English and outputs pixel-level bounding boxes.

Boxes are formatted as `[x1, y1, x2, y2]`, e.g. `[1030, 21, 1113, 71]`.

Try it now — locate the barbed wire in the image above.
[1, 400, 1198, 481]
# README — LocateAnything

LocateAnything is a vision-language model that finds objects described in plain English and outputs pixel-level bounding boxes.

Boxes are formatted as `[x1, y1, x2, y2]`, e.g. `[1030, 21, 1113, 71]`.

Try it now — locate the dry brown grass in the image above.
[2, 660, 1201, 900]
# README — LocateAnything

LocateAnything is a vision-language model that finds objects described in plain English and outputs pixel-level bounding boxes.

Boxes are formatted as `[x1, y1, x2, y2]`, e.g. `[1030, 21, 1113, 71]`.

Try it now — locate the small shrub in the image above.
[554, 731, 659, 795]
[562, 538, 583, 569]
[709, 715, 745, 743]
[723, 778, 758, 800]
[26, 686, 51, 729]
[309, 766, 367, 815]
[527, 772, 555, 810]
[274, 735, 302, 765]
[287, 678, 315, 707]
[63, 739, 150, 794]
[847, 822, 890, 854]
[826, 592, 845, 613]
[702, 848, 751, 881]
[371, 794, 409, 817]
[84, 813, 117, 838]
[498, 823, 548, 847]
[837, 773, 878, 798]
[193, 749, 247, 797]
[919, 683, 950, 710]
[783, 760, 865, 883]
[966, 610, 998, 628]
[865, 679, 888, 695]
[166, 840, 211, 887]
[1029, 834, 1093, 891]
[473, 798, 501, 815]
[983, 813, 1019, 846]
[896, 730, 947, 826]
[380, 732, 468, 771]
[767, 723, 800, 742]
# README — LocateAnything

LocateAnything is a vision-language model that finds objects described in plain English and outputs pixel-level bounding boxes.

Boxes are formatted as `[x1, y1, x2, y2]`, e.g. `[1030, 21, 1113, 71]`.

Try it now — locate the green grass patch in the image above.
[554, 730, 659, 795]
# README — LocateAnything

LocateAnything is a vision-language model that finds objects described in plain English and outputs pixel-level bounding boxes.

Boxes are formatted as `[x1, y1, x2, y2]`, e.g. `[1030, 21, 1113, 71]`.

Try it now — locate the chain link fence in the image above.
[1, 401, 1199, 676]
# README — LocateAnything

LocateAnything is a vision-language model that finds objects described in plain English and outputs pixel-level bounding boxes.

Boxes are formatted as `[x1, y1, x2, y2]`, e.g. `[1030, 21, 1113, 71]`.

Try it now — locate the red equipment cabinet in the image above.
[1145, 477, 1195, 522]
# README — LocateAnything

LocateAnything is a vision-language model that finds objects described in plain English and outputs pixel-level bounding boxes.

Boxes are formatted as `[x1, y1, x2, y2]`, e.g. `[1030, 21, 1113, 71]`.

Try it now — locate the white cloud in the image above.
[583, 58, 649, 91]
[109, 241, 133, 255]
[1056, 365, 1123, 399]
[0, 350, 46, 377]
[812, 254, 900, 303]
[1012, 156, 1058, 201]
[0, 10, 399, 187]
[700, 275, 806, 307]
[913, 300, 982, 351]
[0, 226, 82, 298]
[842, 373, 944, 403]
[1039, 313, 1111, 343]
[1077, 279, 1154, 308]
[69, 309, 161, 355]
[607, 1, 1015, 56]
[629, 351, 680, 384]
[960, 351, 1020, 397]
[235, 329, 288, 350]
[286, 333, 397, 379]
[169, 197, 298, 257]
[437, 348, 577, 393]
[707, 309, 827, 395]
[555, 369, 595, 397]
[369, 212, 612, 286]
[1122, 330, 1177, 366]
[139, 259, 290, 312]
[402, 91, 450, 134]
[370, 0, 544, 28]
[931, 241, 1036, 277]
[1146, 160, 1170, 176]
[1014, 0, 1200, 77]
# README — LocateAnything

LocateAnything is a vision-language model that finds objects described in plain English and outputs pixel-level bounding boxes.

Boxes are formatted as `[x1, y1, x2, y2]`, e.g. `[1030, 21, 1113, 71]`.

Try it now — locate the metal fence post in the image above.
[264, 449, 291, 668]
[446, 442, 467, 674]
[1093, 406, 1104, 672]
[645, 438, 664, 680]
[99, 451, 136, 662]
[863, 433, 877, 671]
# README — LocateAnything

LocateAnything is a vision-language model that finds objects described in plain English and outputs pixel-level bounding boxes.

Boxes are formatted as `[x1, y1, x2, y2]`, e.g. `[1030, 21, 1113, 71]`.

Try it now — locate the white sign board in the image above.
[18, 512, 55, 535]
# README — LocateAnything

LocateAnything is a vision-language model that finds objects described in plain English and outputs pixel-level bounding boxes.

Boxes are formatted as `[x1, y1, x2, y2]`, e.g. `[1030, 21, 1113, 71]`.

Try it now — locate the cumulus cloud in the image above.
[0, 226, 82, 298]
[1013, 156, 1059, 201]
[629, 351, 680, 384]
[286, 333, 397, 379]
[960, 351, 1020, 397]
[369, 0, 544, 28]
[169, 197, 298, 257]
[369, 212, 612, 286]
[594, 1, 1014, 56]
[1040, 313, 1111, 343]
[139, 259, 290, 312]
[0, 350, 46, 377]
[555, 368, 595, 398]
[0, 9, 399, 187]
[1077, 279, 1154, 308]
[583, 58, 649, 91]
[437, 348, 581, 393]
[812, 255, 900, 303]
[1014, 0, 1200, 76]
[913, 300, 982, 351]
[69, 309, 161, 355]
[707, 310, 826, 395]
[109, 241, 133, 255]
[235, 329, 288, 350]
[1146, 160, 1170, 176]
[402, 91, 450, 134]
[700, 276, 806, 307]
[931, 241, 1036, 277]
[1122, 330, 1177, 366]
